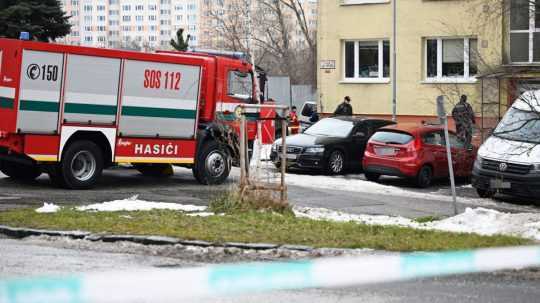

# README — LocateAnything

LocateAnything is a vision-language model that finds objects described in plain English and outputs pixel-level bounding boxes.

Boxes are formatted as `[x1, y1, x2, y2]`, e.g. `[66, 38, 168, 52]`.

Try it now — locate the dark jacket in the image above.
[334, 102, 353, 116]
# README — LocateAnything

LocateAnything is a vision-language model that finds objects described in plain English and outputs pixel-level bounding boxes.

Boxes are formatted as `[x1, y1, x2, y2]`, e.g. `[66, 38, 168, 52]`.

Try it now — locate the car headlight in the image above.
[304, 146, 325, 154]
[474, 155, 483, 168]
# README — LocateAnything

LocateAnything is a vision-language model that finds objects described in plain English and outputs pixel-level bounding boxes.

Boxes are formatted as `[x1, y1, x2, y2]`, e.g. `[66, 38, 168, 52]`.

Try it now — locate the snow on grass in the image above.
[33, 195, 540, 241]
[36, 203, 61, 213]
[294, 206, 540, 241]
[77, 196, 207, 212]
[36, 196, 208, 213]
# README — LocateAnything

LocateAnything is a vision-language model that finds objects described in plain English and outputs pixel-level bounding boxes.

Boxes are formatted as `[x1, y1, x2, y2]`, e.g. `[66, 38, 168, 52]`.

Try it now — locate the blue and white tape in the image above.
[1, 245, 539, 303]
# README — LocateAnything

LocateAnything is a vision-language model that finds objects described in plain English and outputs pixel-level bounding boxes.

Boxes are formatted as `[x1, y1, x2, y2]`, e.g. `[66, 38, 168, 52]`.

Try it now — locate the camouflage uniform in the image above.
[451, 100, 475, 146]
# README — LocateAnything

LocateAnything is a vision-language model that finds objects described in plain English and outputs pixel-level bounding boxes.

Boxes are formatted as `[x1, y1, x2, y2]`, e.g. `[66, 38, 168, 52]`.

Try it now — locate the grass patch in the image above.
[0, 208, 530, 252]
[414, 216, 441, 224]
[209, 190, 293, 215]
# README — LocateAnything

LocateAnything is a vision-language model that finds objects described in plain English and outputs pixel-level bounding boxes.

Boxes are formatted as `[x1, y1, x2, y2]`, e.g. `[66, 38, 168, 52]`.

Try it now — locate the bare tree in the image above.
[202, 0, 316, 85]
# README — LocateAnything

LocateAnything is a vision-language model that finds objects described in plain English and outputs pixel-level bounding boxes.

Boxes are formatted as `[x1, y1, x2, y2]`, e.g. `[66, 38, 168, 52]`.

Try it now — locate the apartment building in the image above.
[318, 0, 533, 127]
[60, 0, 200, 50]
[198, 0, 318, 50]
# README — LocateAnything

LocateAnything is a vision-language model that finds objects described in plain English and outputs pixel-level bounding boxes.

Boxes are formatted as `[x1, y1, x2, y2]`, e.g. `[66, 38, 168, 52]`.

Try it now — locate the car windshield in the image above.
[304, 118, 354, 138]
[493, 107, 540, 144]
[371, 131, 414, 145]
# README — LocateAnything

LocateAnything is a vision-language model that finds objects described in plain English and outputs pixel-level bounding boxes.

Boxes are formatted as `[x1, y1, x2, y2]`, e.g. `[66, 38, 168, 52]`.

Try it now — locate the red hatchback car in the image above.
[362, 123, 477, 187]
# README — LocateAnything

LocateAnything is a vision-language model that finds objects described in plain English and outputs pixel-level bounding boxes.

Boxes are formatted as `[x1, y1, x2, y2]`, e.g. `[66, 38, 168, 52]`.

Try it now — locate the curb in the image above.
[0, 225, 314, 252]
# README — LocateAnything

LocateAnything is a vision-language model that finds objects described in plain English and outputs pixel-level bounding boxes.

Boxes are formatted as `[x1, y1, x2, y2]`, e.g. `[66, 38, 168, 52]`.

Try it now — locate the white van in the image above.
[472, 90, 540, 198]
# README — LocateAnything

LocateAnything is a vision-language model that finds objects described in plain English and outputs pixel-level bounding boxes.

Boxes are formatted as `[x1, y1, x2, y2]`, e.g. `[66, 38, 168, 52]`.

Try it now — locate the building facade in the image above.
[59, 0, 200, 50]
[317, 0, 522, 129]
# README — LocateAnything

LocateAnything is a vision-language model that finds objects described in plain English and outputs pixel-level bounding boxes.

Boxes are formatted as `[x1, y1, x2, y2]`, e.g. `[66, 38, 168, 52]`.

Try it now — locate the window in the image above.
[343, 39, 389, 81]
[422, 131, 444, 146]
[122, 16, 131, 22]
[227, 71, 252, 101]
[510, 0, 540, 63]
[425, 38, 477, 81]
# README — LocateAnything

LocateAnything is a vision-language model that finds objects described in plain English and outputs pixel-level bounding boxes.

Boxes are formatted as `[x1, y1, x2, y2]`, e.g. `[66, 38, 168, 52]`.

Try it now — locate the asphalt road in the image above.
[0, 166, 538, 218]
[2, 236, 539, 303]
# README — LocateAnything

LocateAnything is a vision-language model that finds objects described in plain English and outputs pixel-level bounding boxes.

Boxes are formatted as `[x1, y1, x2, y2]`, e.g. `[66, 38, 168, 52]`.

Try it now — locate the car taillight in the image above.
[366, 142, 375, 154]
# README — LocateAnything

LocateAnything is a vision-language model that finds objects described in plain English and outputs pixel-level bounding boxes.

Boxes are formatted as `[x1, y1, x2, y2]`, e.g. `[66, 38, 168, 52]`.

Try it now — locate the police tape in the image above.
[1, 245, 539, 303]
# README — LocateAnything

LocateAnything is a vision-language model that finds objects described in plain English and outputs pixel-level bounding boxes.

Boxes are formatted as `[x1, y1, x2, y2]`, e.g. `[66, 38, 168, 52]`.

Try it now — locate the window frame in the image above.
[342, 39, 390, 83]
[424, 37, 477, 83]
[509, 0, 539, 64]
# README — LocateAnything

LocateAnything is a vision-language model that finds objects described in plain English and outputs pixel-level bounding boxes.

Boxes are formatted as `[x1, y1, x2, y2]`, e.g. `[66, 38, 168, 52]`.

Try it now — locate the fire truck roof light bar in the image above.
[189, 48, 247, 60]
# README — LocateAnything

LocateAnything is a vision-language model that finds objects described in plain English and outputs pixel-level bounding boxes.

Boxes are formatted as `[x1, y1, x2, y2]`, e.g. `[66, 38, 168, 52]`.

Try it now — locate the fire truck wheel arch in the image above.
[59, 127, 116, 164]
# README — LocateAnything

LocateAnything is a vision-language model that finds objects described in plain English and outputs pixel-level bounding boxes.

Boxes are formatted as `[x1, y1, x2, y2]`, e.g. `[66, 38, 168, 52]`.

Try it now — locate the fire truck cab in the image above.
[0, 38, 266, 189]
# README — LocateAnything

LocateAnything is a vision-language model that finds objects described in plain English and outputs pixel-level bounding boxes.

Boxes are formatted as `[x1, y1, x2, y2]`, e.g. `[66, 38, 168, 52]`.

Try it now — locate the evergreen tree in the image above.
[170, 28, 191, 51]
[0, 0, 71, 42]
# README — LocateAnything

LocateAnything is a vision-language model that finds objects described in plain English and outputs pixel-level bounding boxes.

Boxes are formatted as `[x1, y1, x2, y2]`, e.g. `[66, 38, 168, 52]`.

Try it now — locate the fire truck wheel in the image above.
[193, 141, 231, 185]
[59, 141, 104, 189]
[134, 164, 173, 177]
[0, 161, 42, 181]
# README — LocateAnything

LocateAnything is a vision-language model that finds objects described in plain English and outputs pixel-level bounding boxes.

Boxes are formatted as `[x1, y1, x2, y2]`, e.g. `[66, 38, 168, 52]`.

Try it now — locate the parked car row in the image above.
[270, 117, 476, 189]
[275, 90, 540, 199]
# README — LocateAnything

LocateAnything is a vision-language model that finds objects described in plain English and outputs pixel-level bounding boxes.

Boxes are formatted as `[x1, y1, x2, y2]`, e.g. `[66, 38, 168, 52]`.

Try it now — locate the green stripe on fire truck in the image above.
[19, 100, 59, 112]
[122, 106, 197, 119]
[64, 103, 117, 116]
[217, 112, 260, 121]
[0, 97, 14, 109]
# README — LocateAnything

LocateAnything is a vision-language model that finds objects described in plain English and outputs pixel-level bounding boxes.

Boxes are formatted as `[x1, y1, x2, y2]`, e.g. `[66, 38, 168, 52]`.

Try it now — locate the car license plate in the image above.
[375, 147, 396, 156]
[286, 154, 297, 160]
[490, 179, 511, 189]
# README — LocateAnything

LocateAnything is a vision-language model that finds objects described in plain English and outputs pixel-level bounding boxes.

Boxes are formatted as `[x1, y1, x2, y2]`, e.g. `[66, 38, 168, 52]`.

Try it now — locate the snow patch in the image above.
[35, 196, 208, 213]
[36, 203, 61, 213]
[76, 196, 207, 212]
[294, 206, 540, 241]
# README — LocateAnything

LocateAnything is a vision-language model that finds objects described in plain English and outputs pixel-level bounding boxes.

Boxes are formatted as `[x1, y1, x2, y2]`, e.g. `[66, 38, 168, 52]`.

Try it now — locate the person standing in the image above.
[288, 106, 300, 134]
[334, 96, 353, 116]
[452, 95, 475, 147]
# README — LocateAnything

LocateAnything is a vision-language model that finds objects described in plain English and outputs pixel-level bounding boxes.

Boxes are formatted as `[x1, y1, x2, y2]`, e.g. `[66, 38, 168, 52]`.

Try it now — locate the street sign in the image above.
[320, 60, 336, 70]
[437, 95, 446, 119]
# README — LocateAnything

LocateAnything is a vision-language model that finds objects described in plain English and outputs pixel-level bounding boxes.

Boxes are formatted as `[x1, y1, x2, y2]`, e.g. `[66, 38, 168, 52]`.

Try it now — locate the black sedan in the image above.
[270, 117, 395, 174]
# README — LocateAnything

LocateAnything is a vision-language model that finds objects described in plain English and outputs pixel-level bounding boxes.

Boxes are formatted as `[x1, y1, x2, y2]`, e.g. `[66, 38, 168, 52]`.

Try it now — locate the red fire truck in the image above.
[0, 38, 269, 189]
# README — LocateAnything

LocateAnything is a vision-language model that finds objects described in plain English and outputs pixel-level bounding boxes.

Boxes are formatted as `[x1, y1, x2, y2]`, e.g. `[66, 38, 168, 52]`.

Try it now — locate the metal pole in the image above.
[443, 117, 458, 215]
[392, 0, 397, 122]
[280, 118, 287, 203]
[240, 112, 247, 189]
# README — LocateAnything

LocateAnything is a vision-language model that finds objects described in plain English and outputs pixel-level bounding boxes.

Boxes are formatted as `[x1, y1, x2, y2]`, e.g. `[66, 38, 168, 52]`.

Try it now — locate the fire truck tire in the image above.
[193, 141, 231, 185]
[134, 164, 173, 177]
[59, 140, 104, 189]
[0, 161, 42, 181]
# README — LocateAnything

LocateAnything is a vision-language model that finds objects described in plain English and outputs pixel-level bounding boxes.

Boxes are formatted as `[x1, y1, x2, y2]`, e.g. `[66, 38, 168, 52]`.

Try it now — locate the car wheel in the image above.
[326, 150, 345, 175]
[415, 165, 433, 188]
[365, 172, 380, 182]
[476, 188, 496, 198]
